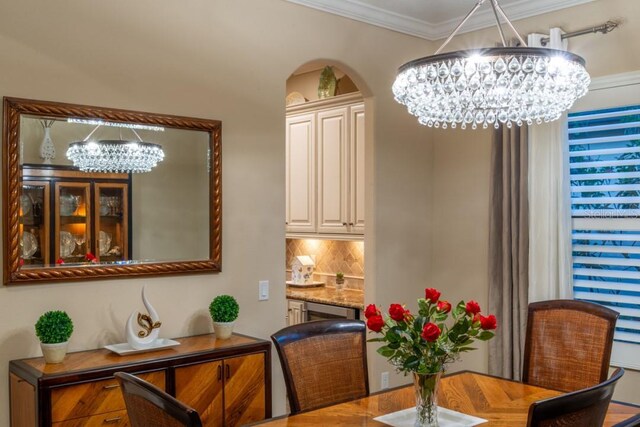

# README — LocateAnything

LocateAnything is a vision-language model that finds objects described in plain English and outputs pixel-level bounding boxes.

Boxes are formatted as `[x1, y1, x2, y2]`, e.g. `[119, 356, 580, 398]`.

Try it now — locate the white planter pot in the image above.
[213, 321, 235, 340]
[40, 341, 69, 364]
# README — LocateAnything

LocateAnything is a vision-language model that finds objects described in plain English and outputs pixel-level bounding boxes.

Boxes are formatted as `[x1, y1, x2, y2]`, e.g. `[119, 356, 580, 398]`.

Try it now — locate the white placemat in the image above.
[374, 406, 487, 427]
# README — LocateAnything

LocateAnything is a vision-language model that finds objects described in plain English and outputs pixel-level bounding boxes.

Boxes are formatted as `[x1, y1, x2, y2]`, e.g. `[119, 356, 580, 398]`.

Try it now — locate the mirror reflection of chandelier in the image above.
[66, 123, 164, 173]
[392, 0, 590, 130]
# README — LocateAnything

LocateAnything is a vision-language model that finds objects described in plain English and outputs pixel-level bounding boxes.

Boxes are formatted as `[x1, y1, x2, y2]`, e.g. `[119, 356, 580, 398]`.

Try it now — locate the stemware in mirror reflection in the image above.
[107, 196, 122, 216]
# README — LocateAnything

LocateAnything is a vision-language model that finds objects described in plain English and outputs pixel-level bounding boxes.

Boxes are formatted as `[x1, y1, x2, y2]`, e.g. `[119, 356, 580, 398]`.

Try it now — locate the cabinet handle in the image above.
[217, 365, 222, 381]
[342, 222, 347, 226]
[102, 384, 120, 390]
[349, 222, 354, 226]
[103, 416, 122, 424]
[225, 364, 230, 380]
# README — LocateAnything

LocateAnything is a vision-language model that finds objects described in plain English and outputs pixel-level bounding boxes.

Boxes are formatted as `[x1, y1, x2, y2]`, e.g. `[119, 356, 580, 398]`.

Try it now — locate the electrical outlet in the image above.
[381, 371, 389, 389]
[258, 280, 269, 301]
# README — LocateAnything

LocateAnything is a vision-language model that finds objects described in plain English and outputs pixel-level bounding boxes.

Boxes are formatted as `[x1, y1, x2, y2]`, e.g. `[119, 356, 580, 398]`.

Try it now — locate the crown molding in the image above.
[589, 71, 640, 91]
[285, 0, 597, 41]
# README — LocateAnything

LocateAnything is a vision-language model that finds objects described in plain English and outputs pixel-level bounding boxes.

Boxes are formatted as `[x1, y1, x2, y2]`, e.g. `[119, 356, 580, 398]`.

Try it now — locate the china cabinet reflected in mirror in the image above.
[21, 165, 131, 267]
[3, 97, 222, 285]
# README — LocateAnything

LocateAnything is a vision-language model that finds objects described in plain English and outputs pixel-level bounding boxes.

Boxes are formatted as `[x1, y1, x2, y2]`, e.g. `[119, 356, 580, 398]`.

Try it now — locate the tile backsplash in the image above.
[286, 239, 364, 290]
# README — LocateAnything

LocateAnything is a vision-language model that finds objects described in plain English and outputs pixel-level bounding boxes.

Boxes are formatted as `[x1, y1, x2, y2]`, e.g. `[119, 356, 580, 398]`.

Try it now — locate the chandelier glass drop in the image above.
[392, 0, 590, 129]
[67, 140, 164, 173]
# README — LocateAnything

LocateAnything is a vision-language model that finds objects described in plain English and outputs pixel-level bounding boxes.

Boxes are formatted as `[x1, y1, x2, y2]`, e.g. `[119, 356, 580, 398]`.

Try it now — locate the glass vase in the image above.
[413, 371, 442, 427]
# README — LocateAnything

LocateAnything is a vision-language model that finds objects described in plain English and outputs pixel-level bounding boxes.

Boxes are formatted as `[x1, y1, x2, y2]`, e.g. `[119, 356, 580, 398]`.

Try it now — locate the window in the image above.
[568, 105, 640, 369]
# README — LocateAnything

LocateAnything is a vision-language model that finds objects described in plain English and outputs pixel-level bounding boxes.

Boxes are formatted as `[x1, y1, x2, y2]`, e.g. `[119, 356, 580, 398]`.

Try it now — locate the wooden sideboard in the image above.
[9, 333, 271, 427]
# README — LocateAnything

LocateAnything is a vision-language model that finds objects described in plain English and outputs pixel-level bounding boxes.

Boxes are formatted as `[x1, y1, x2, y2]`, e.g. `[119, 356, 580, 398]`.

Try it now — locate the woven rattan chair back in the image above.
[115, 372, 203, 427]
[522, 300, 619, 392]
[271, 319, 369, 414]
[526, 367, 624, 427]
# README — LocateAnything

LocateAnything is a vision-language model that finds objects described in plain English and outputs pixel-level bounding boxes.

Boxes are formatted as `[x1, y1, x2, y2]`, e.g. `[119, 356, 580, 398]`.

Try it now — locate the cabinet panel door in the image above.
[94, 183, 129, 262]
[21, 182, 50, 267]
[287, 300, 306, 326]
[317, 107, 349, 234]
[175, 360, 224, 427]
[350, 104, 366, 234]
[54, 182, 91, 263]
[286, 114, 316, 233]
[224, 354, 266, 427]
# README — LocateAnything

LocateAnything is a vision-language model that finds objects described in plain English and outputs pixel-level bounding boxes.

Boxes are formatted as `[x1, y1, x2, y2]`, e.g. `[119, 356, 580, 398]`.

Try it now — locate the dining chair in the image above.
[522, 299, 619, 392]
[614, 413, 640, 427]
[526, 367, 624, 427]
[271, 319, 369, 414]
[114, 372, 203, 427]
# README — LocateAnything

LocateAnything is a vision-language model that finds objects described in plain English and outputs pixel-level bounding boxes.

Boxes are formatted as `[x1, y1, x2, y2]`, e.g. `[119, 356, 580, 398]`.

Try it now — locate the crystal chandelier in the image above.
[66, 124, 164, 173]
[392, 0, 590, 129]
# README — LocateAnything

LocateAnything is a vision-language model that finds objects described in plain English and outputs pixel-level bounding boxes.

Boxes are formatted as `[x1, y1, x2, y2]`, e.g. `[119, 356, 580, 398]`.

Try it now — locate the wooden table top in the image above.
[256, 371, 640, 426]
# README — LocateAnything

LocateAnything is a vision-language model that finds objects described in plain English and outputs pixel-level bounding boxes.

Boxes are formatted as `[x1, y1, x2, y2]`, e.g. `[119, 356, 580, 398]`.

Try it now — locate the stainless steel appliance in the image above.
[306, 301, 358, 321]
[287, 299, 359, 325]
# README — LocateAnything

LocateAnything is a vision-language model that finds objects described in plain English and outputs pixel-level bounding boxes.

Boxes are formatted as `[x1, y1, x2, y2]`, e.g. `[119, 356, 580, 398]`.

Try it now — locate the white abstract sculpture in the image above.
[126, 286, 161, 350]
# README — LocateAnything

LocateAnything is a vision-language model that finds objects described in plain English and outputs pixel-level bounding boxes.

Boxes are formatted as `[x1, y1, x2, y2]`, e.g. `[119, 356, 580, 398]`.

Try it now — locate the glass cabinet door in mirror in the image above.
[3, 97, 221, 284]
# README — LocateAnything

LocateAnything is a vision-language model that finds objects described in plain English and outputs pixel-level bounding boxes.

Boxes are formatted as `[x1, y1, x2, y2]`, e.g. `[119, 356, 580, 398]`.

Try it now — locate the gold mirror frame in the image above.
[3, 97, 222, 285]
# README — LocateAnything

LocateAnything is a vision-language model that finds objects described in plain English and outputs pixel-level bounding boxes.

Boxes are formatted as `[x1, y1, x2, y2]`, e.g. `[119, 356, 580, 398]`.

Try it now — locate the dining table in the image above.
[254, 371, 640, 426]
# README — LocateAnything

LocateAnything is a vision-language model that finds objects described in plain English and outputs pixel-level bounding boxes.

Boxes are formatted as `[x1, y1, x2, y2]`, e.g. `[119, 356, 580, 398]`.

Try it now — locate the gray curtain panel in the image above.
[488, 125, 529, 380]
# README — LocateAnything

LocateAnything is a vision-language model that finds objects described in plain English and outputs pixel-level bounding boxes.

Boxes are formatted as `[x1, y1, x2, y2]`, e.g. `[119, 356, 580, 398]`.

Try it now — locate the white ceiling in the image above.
[285, 0, 597, 40]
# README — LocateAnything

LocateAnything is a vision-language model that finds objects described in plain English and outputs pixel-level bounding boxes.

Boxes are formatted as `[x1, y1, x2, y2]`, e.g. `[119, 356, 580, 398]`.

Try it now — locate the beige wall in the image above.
[0, 1, 638, 424]
[0, 0, 435, 423]
[428, 0, 640, 403]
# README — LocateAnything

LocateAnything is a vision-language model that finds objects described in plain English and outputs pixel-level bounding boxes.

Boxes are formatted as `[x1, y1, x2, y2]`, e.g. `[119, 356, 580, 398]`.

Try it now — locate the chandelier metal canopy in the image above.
[66, 124, 164, 173]
[392, 0, 590, 129]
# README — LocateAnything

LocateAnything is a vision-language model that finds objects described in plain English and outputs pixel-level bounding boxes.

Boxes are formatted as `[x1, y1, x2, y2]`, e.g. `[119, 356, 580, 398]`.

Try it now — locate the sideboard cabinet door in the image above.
[175, 360, 224, 427]
[175, 353, 266, 427]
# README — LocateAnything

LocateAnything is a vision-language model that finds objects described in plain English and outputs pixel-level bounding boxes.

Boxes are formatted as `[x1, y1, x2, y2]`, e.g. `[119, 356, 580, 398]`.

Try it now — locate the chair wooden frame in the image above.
[526, 367, 624, 427]
[115, 372, 202, 427]
[271, 319, 369, 415]
[522, 299, 619, 391]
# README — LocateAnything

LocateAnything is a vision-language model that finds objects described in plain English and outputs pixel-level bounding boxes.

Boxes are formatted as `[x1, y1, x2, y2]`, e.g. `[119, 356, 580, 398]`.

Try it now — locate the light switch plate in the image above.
[381, 371, 389, 389]
[259, 280, 269, 301]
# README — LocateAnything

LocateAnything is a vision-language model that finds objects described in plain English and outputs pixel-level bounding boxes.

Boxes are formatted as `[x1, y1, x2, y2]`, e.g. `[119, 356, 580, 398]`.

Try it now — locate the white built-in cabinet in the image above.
[286, 299, 306, 326]
[286, 93, 365, 237]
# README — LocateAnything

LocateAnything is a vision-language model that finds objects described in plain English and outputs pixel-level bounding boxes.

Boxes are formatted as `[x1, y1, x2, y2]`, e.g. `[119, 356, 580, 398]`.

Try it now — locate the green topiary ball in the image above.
[35, 310, 74, 344]
[209, 295, 239, 323]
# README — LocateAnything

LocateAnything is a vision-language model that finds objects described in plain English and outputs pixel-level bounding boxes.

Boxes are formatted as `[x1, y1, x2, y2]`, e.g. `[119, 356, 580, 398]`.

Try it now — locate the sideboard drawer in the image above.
[52, 409, 129, 426]
[51, 371, 164, 422]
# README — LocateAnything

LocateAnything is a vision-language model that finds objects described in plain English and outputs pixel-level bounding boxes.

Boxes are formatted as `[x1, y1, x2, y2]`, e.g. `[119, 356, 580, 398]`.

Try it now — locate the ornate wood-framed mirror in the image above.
[3, 97, 221, 285]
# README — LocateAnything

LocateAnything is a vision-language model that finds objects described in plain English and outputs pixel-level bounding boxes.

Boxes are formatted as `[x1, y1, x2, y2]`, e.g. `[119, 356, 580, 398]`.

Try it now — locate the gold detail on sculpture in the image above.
[136, 312, 162, 338]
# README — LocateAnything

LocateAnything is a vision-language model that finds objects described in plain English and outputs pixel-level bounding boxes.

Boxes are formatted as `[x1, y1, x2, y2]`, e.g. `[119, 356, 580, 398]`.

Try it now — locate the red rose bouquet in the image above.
[365, 287, 497, 375]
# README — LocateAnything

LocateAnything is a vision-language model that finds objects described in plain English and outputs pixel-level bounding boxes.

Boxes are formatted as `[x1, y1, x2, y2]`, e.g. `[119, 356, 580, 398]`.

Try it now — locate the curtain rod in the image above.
[540, 20, 619, 46]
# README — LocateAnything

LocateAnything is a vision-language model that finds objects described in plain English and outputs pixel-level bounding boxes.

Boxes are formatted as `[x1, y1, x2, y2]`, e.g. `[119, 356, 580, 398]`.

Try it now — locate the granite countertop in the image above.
[286, 285, 364, 310]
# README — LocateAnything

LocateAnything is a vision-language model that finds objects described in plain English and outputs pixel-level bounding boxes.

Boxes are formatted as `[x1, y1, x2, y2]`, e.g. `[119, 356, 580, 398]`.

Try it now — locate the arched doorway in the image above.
[284, 61, 368, 325]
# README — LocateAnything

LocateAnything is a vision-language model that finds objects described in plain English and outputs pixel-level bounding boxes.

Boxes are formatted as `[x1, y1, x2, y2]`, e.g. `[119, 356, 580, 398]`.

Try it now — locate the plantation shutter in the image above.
[568, 105, 640, 367]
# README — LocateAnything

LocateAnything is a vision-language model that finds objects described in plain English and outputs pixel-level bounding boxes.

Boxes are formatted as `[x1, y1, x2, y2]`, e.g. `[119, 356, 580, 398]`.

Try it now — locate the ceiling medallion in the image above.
[392, 0, 590, 129]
